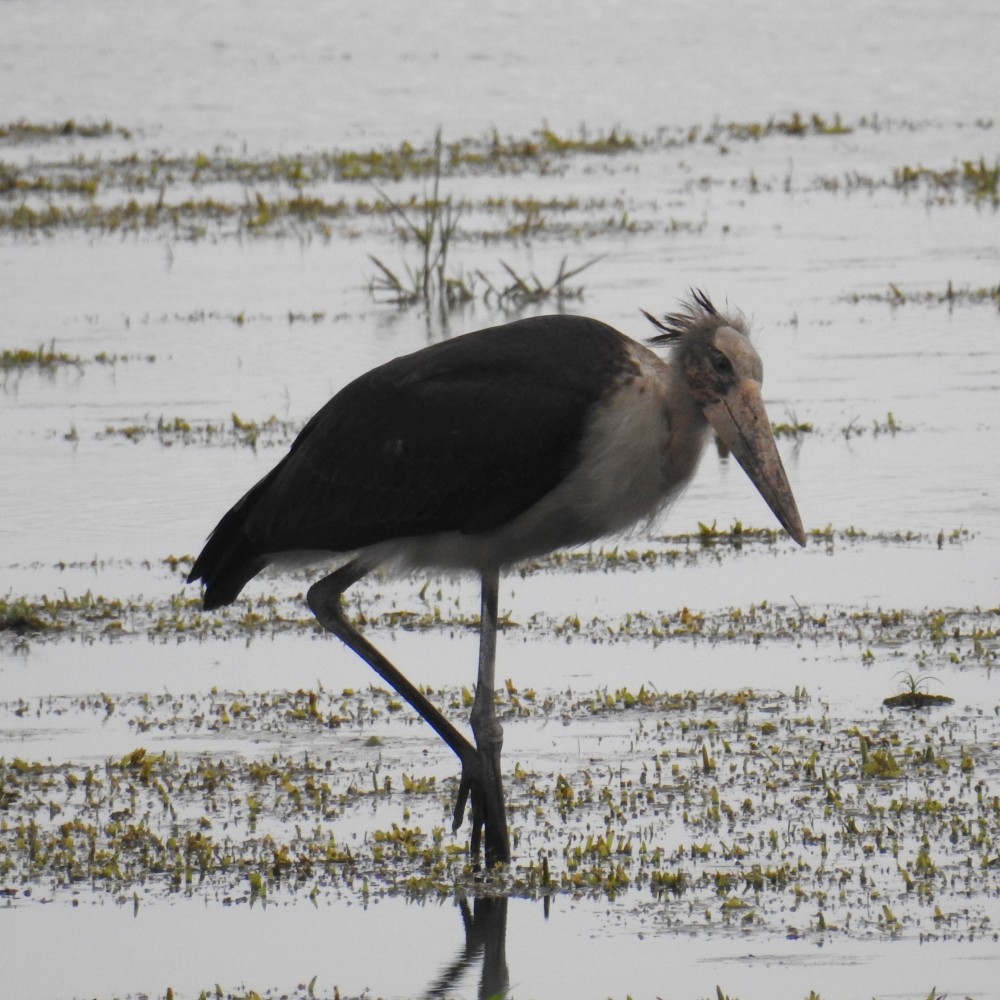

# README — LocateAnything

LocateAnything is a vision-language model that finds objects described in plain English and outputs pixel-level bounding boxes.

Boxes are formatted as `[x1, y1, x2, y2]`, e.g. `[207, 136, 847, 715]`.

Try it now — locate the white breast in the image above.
[521, 343, 705, 543]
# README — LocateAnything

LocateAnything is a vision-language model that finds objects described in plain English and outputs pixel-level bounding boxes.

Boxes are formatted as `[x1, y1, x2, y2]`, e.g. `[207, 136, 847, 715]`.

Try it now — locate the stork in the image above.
[188, 291, 805, 868]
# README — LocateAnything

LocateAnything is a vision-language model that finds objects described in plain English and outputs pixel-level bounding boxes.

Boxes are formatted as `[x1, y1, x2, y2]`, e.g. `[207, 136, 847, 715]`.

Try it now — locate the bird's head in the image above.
[644, 291, 806, 546]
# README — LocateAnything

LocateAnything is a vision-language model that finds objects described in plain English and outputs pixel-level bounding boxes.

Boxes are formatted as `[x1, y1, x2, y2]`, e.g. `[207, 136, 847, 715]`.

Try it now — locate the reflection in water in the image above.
[425, 896, 509, 1000]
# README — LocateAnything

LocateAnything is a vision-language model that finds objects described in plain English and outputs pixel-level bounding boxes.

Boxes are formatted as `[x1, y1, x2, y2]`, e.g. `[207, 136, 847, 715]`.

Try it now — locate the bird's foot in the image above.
[453, 746, 510, 869]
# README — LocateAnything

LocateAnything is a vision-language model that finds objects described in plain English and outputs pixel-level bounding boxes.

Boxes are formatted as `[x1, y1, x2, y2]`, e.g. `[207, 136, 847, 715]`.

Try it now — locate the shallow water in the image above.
[3, 2, 1000, 998]
[6, 894, 1000, 1000]
[6, 0, 999, 147]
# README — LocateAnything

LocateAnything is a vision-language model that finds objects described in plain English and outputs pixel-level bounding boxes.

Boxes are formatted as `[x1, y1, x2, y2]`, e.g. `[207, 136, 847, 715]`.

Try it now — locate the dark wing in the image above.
[189, 315, 632, 607]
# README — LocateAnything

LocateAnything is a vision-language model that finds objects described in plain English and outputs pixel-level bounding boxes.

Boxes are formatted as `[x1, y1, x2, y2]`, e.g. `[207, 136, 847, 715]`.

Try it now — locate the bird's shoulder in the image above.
[295, 315, 637, 447]
[381, 314, 635, 392]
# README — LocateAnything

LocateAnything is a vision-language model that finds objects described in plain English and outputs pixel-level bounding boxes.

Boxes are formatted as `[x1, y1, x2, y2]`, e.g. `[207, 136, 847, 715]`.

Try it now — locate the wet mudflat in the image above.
[3, 2, 1000, 998]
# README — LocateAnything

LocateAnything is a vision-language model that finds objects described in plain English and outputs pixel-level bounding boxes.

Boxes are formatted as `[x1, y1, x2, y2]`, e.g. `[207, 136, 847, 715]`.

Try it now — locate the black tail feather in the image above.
[187, 481, 272, 610]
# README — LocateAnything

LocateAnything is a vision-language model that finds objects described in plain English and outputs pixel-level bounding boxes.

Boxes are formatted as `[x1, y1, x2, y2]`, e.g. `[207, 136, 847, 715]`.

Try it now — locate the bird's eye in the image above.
[711, 351, 734, 376]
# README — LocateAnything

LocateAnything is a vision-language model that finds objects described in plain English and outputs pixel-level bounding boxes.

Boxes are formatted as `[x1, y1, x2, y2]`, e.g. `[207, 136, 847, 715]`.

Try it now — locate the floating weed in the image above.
[1, 343, 155, 375]
[771, 410, 814, 439]
[893, 157, 1000, 203]
[5, 540, 997, 668]
[883, 672, 956, 710]
[0, 126, 633, 240]
[1, 342, 82, 372]
[538, 126, 638, 155]
[962, 157, 1000, 200]
[720, 111, 852, 142]
[6, 116, 974, 242]
[3, 684, 999, 947]
[0, 118, 132, 142]
[840, 411, 910, 438]
[97, 413, 301, 449]
[873, 411, 903, 436]
[848, 280, 1000, 308]
[0, 596, 53, 634]
[860, 740, 903, 779]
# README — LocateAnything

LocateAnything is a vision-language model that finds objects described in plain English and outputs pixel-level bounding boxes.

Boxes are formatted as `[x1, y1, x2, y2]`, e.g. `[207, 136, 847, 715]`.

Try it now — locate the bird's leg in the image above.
[308, 562, 510, 866]
[307, 561, 480, 778]
[461, 567, 510, 867]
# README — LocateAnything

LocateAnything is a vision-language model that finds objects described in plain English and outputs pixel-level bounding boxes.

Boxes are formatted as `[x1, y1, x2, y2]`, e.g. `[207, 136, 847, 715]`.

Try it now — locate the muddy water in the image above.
[3, 2, 1000, 999]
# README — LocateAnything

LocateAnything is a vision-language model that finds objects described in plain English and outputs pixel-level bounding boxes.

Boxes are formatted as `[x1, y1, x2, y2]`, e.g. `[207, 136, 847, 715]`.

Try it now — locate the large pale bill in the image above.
[702, 379, 806, 546]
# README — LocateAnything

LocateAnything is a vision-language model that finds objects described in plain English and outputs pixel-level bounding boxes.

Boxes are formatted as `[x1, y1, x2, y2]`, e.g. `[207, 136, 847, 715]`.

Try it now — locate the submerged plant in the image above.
[770, 409, 814, 440]
[367, 130, 602, 313]
[477, 255, 602, 307]
[1, 343, 82, 371]
[368, 130, 466, 311]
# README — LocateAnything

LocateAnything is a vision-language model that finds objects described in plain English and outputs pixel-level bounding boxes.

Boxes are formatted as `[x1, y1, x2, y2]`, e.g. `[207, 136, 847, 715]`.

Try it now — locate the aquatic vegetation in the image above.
[0, 596, 52, 633]
[770, 410, 814, 439]
[893, 158, 1000, 203]
[365, 132, 603, 311]
[98, 413, 301, 450]
[538, 126, 637, 154]
[370, 246, 601, 310]
[1, 343, 155, 374]
[6, 115, 984, 244]
[840, 411, 908, 439]
[2, 676, 998, 959]
[883, 672, 956, 709]
[0, 126, 636, 240]
[366, 133, 465, 309]
[0, 118, 132, 142]
[1, 343, 82, 371]
[479, 256, 602, 306]
[848, 281, 1000, 308]
[720, 111, 852, 142]
[3, 555, 997, 681]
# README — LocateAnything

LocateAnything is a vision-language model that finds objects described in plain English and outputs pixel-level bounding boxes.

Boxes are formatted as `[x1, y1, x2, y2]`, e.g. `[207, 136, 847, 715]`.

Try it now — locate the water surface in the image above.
[2, 2, 999, 998]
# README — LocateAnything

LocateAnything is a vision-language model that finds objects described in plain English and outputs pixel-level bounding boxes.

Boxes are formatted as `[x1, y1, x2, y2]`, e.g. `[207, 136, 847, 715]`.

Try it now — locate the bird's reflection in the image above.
[424, 895, 510, 1000]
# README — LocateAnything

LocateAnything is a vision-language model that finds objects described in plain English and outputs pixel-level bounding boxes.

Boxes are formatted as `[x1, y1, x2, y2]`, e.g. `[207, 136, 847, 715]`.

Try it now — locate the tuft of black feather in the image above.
[643, 289, 739, 346]
[640, 308, 678, 342]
